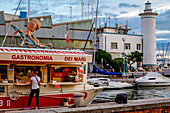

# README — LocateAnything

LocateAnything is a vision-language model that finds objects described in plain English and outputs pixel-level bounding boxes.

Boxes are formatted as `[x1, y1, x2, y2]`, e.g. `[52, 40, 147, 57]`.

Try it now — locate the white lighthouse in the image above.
[139, 1, 158, 70]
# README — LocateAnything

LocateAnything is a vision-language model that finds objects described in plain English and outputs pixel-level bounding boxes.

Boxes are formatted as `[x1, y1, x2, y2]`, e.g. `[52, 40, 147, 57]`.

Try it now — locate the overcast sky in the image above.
[0, 0, 170, 48]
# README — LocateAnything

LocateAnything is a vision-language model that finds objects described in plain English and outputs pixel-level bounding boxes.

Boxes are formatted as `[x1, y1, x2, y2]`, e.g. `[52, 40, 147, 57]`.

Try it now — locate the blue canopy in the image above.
[92, 65, 122, 76]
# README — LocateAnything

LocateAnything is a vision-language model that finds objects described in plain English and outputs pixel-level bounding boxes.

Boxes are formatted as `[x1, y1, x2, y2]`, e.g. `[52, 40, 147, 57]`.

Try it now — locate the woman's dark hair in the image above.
[35, 70, 38, 73]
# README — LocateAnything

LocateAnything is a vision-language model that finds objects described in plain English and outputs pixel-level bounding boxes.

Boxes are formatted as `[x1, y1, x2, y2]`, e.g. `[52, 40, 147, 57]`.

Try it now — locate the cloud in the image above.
[20, 0, 27, 5]
[119, 3, 140, 8]
[30, 9, 41, 15]
[12, 6, 27, 11]
[20, 6, 27, 10]
[156, 30, 170, 34]
[100, 5, 110, 9]
[156, 38, 170, 41]
[120, 11, 128, 14]
[156, 9, 170, 31]
[42, 12, 55, 16]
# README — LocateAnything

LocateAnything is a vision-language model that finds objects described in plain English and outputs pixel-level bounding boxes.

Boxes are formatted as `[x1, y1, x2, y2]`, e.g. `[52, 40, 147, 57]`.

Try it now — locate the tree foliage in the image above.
[126, 51, 143, 70]
[95, 49, 142, 72]
[111, 58, 124, 72]
[95, 49, 112, 67]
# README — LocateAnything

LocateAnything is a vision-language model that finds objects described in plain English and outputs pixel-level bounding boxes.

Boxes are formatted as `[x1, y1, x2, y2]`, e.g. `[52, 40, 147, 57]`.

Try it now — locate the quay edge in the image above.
[4, 97, 170, 113]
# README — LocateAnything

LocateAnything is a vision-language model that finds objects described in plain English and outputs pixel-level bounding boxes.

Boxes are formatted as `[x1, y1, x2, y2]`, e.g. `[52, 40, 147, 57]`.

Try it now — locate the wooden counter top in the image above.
[48, 82, 83, 86]
[0, 83, 14, 86]
[14, 83, 47, 86]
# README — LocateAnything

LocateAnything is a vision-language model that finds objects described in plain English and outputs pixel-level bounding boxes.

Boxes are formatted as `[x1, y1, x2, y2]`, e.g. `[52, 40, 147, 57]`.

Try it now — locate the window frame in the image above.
[111, 42, 118, 49]
[125, 43, 131, 50]
[137, 44, 141, 50]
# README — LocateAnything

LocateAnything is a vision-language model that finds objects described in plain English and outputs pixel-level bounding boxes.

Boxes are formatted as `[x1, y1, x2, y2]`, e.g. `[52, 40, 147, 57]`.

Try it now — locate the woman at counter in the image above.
[24, 70, 41, 110]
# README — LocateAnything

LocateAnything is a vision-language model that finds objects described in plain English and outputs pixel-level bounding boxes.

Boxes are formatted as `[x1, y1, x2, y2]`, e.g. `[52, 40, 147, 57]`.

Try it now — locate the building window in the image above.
[111, 42, 117, 49]
[125, 43, 130, 50]
[137, 44, 141, 50]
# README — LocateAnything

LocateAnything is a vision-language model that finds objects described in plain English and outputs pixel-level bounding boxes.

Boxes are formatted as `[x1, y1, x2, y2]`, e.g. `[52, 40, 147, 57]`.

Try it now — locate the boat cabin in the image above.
[0, 47, 92, 95]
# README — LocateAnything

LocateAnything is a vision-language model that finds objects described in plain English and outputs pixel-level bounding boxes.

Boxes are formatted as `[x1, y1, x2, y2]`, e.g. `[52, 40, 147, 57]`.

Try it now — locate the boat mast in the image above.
[28, 0, 30, 22]
[93, 0, 99, 65]
[70, 6, 72, 21]
[88, 0, 90, 19]
[82, 0, 83, 19]
[92, 0, 94, 19]
[122, 38, 125, 75]
[162, 43, 164, 67]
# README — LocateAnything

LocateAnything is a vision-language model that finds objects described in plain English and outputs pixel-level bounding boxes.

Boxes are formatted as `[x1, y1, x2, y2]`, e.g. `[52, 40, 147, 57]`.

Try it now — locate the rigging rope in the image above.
[1, 0, 22, 47]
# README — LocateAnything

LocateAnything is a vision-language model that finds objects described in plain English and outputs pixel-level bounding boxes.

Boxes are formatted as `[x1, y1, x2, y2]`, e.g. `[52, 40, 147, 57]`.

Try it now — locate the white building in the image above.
[98, 25, 143, 60]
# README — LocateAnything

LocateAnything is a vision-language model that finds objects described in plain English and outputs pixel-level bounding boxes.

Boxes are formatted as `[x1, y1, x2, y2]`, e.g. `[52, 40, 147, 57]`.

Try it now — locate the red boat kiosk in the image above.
[0, 47, 103, 110]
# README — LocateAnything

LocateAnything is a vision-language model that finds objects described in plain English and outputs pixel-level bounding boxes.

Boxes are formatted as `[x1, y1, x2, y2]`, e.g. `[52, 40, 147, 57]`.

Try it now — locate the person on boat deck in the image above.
[24, 70, 41, 110]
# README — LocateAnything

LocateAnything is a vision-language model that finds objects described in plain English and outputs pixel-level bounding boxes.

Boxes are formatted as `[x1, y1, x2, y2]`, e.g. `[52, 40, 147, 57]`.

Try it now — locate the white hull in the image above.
[135, 72, 170, 87]
[105, 81, 133, 89]
[136, 82, 170, 87]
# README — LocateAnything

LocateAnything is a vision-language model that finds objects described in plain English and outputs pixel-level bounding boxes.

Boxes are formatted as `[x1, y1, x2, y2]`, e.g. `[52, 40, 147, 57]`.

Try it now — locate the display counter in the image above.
[48, 82, 83, 86]
[14, 82, 47, 86]
[0, 83, 13, 86]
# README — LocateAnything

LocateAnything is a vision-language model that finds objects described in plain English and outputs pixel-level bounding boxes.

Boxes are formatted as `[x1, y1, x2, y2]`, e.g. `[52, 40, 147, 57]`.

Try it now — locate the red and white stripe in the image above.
[0, 48, 90, 56]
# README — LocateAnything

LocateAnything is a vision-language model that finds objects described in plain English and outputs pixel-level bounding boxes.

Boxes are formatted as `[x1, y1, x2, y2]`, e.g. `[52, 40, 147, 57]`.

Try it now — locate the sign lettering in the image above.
[64, 57, 73, 61]
[12, 55, 53, 61]
[7, 100, 11, 106]
[0, 100, 11, 107]
[0, 100, 3, 107]
[64, 57, 86, 62]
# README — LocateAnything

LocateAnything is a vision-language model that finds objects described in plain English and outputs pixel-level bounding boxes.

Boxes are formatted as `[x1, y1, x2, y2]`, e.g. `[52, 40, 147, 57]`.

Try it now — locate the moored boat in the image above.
[105, 81, 133, 89]
[135, 72, 170, 86]
[87, 78, 133, 89]
[0, 47, 103, 109]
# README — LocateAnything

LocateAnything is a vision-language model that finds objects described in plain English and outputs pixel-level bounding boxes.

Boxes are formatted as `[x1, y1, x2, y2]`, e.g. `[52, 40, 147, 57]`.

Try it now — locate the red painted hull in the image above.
[0, 92, 87, 109]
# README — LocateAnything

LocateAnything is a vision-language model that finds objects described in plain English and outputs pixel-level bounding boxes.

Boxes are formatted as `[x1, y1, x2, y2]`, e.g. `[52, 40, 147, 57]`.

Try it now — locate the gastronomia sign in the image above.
[0, 50, 92, 63]
[9, 54, 88, 62]
[12, 55, 53, 61]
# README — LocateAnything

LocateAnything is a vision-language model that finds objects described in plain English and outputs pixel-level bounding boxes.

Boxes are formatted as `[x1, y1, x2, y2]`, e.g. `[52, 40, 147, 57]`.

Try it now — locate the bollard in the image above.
[73, 93, 85, 107]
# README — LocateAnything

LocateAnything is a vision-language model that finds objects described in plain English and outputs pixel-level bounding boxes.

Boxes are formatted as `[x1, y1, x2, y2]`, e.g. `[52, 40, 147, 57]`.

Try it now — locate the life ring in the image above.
[8, 91, 22, 100]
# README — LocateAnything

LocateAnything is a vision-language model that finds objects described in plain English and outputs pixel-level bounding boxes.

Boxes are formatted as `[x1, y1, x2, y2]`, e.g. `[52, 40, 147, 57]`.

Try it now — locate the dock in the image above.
[4, 97, 170, 113]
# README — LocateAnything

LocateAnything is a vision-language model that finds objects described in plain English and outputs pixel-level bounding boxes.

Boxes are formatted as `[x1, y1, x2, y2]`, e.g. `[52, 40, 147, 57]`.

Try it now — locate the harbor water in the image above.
[92, 86, 170, 103]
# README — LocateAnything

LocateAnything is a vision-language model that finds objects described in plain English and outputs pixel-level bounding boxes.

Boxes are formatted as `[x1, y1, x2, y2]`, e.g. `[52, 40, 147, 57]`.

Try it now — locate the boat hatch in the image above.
[148, 78, 156, 80]
[98, 79, 109, 81]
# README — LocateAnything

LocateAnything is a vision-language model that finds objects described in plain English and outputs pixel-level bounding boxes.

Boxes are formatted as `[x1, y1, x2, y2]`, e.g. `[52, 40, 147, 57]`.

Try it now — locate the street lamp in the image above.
[122, 38, 125, 76]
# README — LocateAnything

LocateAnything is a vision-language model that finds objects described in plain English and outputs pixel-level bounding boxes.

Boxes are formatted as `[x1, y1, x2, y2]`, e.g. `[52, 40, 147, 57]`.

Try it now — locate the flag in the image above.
[65, 26, 70, 43]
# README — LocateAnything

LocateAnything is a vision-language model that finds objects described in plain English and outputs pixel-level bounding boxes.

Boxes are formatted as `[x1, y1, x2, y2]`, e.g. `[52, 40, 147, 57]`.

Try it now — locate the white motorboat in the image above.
[87, 78, 133, 89]
[105, 81, 133, 89]
[135, 72, 170, 86]
[87, 78, 110, 86]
